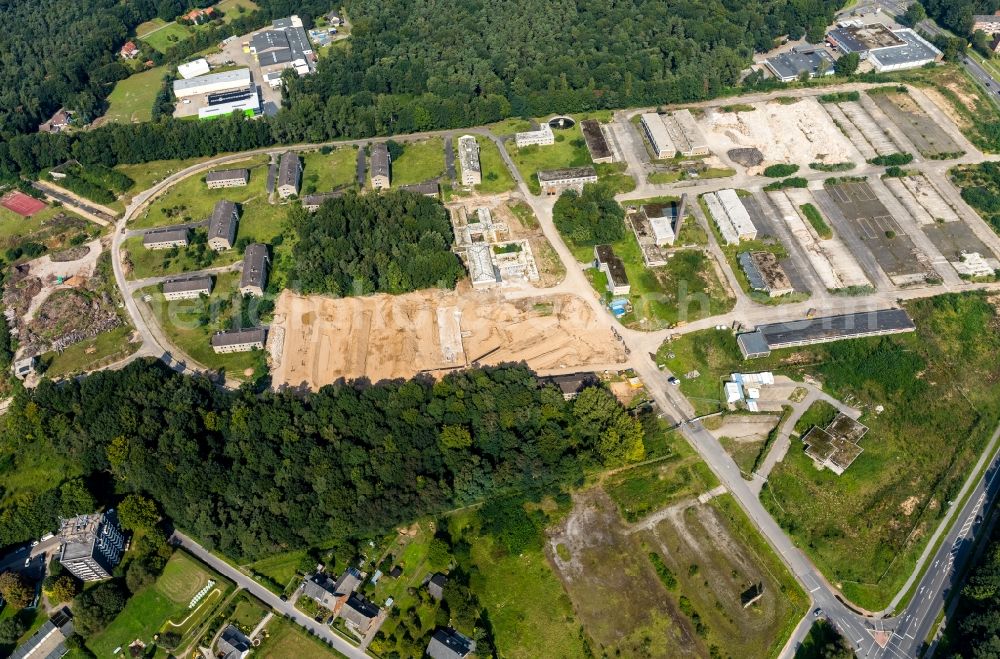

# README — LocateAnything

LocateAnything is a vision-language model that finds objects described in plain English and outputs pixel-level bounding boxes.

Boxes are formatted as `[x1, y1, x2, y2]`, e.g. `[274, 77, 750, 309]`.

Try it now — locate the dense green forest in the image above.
[0, 359, 643, 560]
[0, 0, 841, 175]
[290, 191, 465, 296]
[552, 184, 627, 245]
[923, 0, 999, 36]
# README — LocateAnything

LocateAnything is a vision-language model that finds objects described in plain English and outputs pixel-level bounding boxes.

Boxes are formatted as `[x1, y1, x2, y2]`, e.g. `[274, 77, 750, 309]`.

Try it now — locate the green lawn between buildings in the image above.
[40, 325, 139, 378]
[257, 617, 343, 659]
[391, 137, 446, 186]
[301, 148, 358, 194]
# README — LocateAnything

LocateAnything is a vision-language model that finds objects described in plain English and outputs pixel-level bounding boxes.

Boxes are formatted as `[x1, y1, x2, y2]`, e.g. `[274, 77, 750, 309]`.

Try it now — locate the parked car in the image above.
[667, 376, 680, 386]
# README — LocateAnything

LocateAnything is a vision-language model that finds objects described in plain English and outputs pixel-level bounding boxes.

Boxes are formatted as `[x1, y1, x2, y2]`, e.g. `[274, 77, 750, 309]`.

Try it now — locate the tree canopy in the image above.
[290, 190, 465, 296]
[552, 184, 626, 246]
[1, 359, 643, 560]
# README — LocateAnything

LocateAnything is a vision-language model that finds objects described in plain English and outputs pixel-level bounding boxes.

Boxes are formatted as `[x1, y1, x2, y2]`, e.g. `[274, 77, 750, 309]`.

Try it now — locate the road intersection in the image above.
[90, 81, 1000, 658]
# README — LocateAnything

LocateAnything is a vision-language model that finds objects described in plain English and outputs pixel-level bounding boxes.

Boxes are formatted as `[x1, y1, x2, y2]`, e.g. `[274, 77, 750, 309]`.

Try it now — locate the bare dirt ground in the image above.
[20, 239, 104, 322]
[269, 288, 624, 389]
[707, 414, 780, 443]
[920, 87, 971, 130]
[547, 489, 698, 657]
[702, 98, 857, 169]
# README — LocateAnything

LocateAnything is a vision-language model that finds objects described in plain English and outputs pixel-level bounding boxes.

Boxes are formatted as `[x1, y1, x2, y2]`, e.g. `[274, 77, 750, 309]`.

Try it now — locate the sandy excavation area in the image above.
[269, 288, 625, 389]
[703, 98, 858, 168]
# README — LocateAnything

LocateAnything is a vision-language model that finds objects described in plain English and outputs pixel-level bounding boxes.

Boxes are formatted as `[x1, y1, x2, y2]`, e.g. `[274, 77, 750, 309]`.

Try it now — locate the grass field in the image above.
[664, 292, 1000, 609]
[247, 550, 307, 591]
[391, 138, 446, 186]
[257, 617, 343, 659]
[116, 155, 234, 203]
[793, 400, 838, 435]
[0, 204, 99, 256]
[140, 22, 193, 53]
[231, 596, 269, 630]
[473, 137, 516, 194]
[41, 325, 139, 378]
[136, 17, 167, 37]
[104, 66, 168, 124]
[132, 154, 270, 230]
[446, 510, 587, 658]
[301, 148, 358, 194]
[140, 271, 264, 377]
[87, 551, 227, 656]
[604, 421, 719, 522]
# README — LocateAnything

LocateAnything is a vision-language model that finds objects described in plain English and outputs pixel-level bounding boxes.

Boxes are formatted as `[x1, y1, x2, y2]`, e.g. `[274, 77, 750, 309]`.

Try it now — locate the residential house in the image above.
[120, 41, 139, 59]
[276, 152, 301, 198]
[39, 108, 73, 134]
[594, 244, 630, 295]
[300, 567, 362, 610]
[239, 243, 270, 296]
[427, 573, 448, 601]
[398, 181, 439, 198]
[341, 594, 380, 637]
[182, 7, 215, 24]
[162, 276, 213, 300]
[206, 169, 250, 189]
[216, 625, 251, 659]
[210, 328, 266, 354]
[208, 200, 239, 251]
[143, 227, 189, 250]
[536, 166, 598, 195]
[426, 628, 476, 659]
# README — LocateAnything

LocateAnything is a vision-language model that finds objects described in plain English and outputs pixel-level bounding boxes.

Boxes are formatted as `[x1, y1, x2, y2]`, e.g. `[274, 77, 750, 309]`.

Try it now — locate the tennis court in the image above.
[1, 191, 47, 217]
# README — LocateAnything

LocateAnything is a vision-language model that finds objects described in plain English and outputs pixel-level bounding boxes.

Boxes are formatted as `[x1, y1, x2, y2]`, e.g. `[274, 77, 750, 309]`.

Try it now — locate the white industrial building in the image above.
[177, 58, 211, 79]
[537, 167, 598, 195]
[640, 113, 675, 159]
[827, 22, 941, 72]
[173, 68, 252, 98]
[515, 122, 554, 148]
[457, 135, 482, 186]
[704, 189, 756, 244]
[639, 110, 708, 159]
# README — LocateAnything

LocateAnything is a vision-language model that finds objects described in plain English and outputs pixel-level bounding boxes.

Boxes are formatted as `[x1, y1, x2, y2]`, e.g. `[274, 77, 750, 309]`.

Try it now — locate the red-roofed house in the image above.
[120, 41, 139, 59]
[183, 7, 215, 23]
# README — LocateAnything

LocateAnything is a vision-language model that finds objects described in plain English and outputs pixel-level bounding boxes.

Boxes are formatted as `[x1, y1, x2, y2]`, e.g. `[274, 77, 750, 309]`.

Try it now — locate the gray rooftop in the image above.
[580, 120, 612, 159]
[756, 309, 915, 348]
[342, 594, 379, 627]
[278, 151, 300, 189]
[371, 143, 390, 179]
[241, 243, 269, 289]
[206, 168, 249, 184]
[218, 625, 251, 659]
[765, 48, 835, 80]
[399, 181, 439, 196]
[828, 24, 904, 53]
[143, 227, 189, 244]
[869, 29, 941, 67]
[537, 166, 598, 183]
[173, 68, 251, 95]
[209, 200, 239, 243]
[10, 610, 73, 659]
[427, 628, 477, 659]
[302, 191, 345, 208]
[211, 327, 266, 347]
[737, 330, 771, 357]
[162, 276, 212, 295]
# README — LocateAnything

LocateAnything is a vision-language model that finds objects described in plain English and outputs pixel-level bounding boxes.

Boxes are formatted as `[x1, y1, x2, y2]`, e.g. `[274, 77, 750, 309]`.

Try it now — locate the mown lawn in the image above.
[116, 155, 234, 202]
[247, 550, 307, 590]
[104, 66, 168, 124]
[140, 22, 193, 53]
[139, 271, 265, 377]
[473, 137, 516, 194]
[257, 617, 343, 659]
[124, 234, 241, 279]
[301, 148, 359, 194]
[391, 138, 446, 186]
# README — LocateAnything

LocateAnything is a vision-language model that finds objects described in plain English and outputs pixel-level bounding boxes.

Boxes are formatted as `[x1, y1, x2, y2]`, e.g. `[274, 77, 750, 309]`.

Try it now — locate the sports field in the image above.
[1, 191, 46, 217]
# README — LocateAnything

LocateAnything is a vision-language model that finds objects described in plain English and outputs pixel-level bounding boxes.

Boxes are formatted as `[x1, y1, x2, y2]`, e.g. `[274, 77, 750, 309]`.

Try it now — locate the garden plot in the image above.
[765, 190, 870, 289]
[825, 182, 932, 285]
[868, 91, 962, 158]
[834, 102, 901, 157]
[701, 98, 857, 167]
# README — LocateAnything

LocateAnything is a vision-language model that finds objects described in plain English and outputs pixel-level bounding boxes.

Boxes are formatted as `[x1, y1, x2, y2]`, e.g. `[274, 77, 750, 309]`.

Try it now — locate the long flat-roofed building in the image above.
[467, 243, 499, 288]
[640, 112, 675, 159]
[974, 14, 1000, 34]
[302, 190, 344, 211]
[738, 308, 915, 358]
[173, 68, 252, 98]
[11, 609, 74, 659]
[276, 152, 301, 198]
[240, 243, 270, 296]
[58, 513, 125, 581]
[667, 109, 709, 156]
[370, 143, 391, 189]
[457, 135, 482, 186]
[704, 190, 756, 244]
[208, 200, 239, 250]
[739, 251, 794, 297]
[251, 15, 314, 77]
[580, 120, 613, 164]
[211, 327, 266, 353]
[595, 244, 630, 295]
[143, 227, 189, 249]
[537, 166, 598, 195]
[399, 181, 439, 198]
[206, 169, 250, 189]
[177, 58, 210, 79]
[514, 122, 554, 148]
[163, 276, 213, 300]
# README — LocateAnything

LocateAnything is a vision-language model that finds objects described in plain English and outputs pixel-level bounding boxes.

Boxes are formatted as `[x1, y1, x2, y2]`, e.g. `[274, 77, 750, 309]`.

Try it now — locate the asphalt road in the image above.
[31, 181, 115, 224]
[172, 531, 371, 659]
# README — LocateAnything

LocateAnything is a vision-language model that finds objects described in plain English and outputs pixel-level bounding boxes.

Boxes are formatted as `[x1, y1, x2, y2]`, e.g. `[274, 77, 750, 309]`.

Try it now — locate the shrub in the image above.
[869, 153, 914, 167]
[763, 163, 799, 178]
